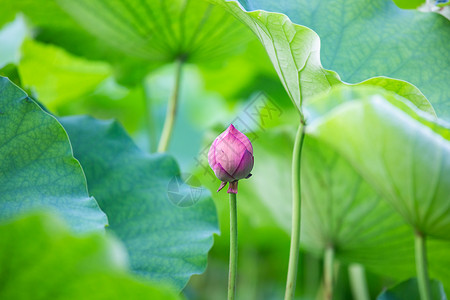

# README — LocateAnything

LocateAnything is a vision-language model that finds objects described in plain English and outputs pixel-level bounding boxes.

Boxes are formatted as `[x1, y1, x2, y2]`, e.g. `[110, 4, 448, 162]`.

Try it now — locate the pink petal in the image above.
[214, 131, 247, 175]
[228, 124, 253, 154]
[213, 163, 235, 182]
[208, 138, 218, 169]
[231, 149, 254, 180]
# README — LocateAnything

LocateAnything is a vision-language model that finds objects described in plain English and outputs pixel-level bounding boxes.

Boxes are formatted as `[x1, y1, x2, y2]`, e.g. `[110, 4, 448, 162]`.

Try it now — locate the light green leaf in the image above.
[353, 77, 436, 117]
[0, 212, 181, 300]
[210, 0, 340, 112]
[301, 137, 414, 268]
[0, 0, 160, 87]
[391, 0, 425, 9]
[306, 85, 450, 239]
[0, 76, 107, 233]
[230, 0, 450, 120]
[17, 39, 111, 109]
[60, 116, 219, 290]
[56, 0, 252, 64]
[210, 0, 439, 120]
[377, 278, 447, 300]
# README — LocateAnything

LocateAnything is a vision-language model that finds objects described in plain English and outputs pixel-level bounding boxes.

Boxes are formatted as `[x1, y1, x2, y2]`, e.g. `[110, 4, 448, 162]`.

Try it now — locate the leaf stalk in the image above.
[415, 231, 432, 300]
[324, 246, 335, 300]
[348, 264, 370, 300]
[157, 58, 184, 152]
[284, 121, 306, 300]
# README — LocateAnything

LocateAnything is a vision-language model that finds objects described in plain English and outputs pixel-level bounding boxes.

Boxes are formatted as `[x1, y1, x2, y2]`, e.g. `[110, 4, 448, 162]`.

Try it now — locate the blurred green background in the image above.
[1, 0, 449, 299]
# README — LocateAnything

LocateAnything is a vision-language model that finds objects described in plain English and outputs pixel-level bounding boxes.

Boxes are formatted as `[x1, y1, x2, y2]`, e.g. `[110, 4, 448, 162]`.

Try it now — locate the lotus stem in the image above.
[228, 193, 238, 300]
[348, 264, 370, 300]
[284, 121, 306, 300]
[157, 58, 184, 152]
[324, 246, 335, 300]
[415, 231, 431, 300]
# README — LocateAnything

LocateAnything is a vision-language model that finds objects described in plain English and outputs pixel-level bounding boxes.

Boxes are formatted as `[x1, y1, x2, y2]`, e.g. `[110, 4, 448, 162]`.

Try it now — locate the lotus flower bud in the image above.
[208, 124, 254, 194]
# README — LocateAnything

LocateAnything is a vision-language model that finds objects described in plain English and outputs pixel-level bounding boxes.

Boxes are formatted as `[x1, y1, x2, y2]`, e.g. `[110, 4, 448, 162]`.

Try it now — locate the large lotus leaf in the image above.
[210, 0, 340, 112]
[210, 0, 439, 121]
[60, 116, 219, 290]
[306, 86, 450, 240]
[0, 76, 107, 233]
[301, 136, 414, 264]
[56, 0, 252, 64]
[352, 77, 436, 116]
[302, 135, 428, 281]
[18, 39, 111, 109]
[0, 212, 181, 300]
[0, 0, 160, 86]
[231, 0, 450, 120]
[304, 85, 439, 125]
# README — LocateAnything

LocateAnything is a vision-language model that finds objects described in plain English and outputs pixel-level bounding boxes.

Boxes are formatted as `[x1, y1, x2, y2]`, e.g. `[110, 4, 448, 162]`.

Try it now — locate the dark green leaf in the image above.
[0, 76, 107, 233]
[377, 278, 447, 300]
[60, 116, 219, 290]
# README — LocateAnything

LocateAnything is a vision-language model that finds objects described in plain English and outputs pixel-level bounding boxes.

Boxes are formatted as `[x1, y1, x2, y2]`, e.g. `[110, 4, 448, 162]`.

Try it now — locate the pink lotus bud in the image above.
[208, 124, 254, 194]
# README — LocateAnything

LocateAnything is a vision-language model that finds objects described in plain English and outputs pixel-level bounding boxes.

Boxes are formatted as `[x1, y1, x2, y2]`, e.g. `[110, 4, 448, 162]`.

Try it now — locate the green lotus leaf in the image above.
[57, 0, 252, 64]
[229, 0, 450, 120]
[0, 212, 181, 300]
[306, 85, 450, 240]
[60, 116, 219, 290]
[0, 76, 107, 233]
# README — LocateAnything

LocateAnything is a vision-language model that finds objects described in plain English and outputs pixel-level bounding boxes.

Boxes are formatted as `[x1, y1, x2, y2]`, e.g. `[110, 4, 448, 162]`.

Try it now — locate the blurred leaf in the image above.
[0, 76, 107, 233]
[306, 86, 450, 239]
[60, 116, 219, 290]
[0, 0, 158, 86]
[0, 212, 181, 300]
[56, 78, 147, 135]
[57, 0, 252, 64]
[0, 63, 21, 86]
[0, 15, 28, 68]
[392, 0, 425, 9]
[377, 278, 446, 300]
[231, 0, 450, 120]
[301, 137, 414, 265]
[18, 39, 111, 109]
[238, 128, 294, 230]
[436, 0, 450, 7]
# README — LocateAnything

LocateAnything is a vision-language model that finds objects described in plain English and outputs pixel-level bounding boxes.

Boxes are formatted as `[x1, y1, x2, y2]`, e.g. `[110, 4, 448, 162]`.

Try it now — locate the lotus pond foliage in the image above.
[0, 0, 449, 300]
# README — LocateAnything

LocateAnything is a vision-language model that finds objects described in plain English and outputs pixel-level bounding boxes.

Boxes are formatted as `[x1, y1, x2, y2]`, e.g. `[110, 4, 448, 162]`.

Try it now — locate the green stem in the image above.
[157, 58, 184, 153]
[324, 246, 335, 300]
[142, 80, 157, 153]
[228, 193, 238, 300]
[348, 264, 370, 300]
[284, 122, 306, 300]
[415, 232, 431, 300]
